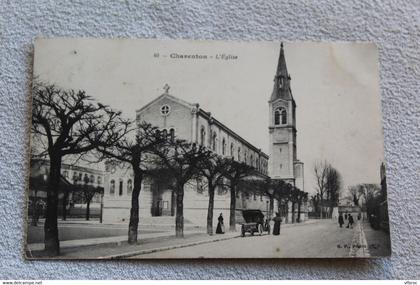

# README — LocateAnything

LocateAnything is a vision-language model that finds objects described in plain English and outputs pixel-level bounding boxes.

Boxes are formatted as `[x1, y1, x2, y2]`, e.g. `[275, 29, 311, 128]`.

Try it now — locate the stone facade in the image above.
[102, 89, 270, 225]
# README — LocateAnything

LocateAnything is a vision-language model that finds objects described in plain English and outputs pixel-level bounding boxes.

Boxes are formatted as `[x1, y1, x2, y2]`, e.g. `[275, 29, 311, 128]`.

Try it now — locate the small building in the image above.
[29, 158, 105, 218]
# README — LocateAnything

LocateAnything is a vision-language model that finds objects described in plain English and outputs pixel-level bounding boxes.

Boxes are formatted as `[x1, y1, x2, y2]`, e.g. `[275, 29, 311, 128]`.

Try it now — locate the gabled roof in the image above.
[136, 92, 195, 114]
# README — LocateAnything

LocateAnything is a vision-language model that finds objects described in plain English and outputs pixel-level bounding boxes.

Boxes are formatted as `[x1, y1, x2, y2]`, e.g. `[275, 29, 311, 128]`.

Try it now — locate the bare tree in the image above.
[198, 154, 229, 235]
[221, 159, 255, 231]
[310, 194, 320, 217]
[95, 121, 166, 243]
[296, 191, 308, 223]
[313, 160, 330, 219]
[348, 185, 361, 206]
[155, 140, 212, 237]
[31, 82, 129, 255]
[325, 166, 342, 216]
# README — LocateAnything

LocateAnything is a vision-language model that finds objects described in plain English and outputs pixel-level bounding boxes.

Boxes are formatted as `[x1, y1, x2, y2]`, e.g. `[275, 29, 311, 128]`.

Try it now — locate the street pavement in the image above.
[26, 218, 391, 259]
[131, 219, 389, 258]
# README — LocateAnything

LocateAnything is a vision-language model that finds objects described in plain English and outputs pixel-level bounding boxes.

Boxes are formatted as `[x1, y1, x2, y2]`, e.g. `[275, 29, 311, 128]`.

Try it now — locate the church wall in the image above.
[197, 113, 268, 173]
[183, 181, 231, 229]
[136, 96, 193, 141]
[103, 164, 154, 223]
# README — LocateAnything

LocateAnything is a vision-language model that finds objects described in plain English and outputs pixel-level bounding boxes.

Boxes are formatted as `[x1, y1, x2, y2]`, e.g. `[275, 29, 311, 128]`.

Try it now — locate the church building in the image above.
[102, 43, 307, 226]
[102, 86, 270, 226]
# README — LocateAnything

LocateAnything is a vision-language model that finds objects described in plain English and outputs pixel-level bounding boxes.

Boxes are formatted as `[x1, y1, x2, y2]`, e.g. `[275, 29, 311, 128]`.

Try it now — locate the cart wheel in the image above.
[258, 224, 263, 236]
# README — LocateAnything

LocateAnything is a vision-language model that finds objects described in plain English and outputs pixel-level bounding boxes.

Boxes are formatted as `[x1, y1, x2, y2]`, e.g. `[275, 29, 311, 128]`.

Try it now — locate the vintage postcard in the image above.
[26, 39, 391, 259]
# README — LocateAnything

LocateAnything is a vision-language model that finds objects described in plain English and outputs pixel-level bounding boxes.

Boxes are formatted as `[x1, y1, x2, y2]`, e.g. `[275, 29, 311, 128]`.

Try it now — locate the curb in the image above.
[98, 234, 241, 259]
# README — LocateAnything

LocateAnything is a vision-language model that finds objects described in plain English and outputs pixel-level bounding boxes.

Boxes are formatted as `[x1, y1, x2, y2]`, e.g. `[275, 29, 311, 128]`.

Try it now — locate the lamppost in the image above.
[99, 186, 104, 224]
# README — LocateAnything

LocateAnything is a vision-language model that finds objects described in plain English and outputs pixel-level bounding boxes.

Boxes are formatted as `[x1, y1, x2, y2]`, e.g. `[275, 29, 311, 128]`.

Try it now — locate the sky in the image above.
[33, 39, 385, 194]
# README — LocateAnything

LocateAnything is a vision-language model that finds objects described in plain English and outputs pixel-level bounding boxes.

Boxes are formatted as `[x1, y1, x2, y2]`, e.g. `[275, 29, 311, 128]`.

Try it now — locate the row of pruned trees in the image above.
[31, 82, 279, 256]
[311, 161, 342, 218]
[240, 179, 308, 224]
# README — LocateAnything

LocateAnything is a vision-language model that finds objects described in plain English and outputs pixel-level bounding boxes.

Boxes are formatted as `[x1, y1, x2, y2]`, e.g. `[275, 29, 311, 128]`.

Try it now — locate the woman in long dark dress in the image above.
[338, 214, 344, 228]
[216, 213, 225, 234]
[272, 212, 282, 235]
[348, 214, 354, 229]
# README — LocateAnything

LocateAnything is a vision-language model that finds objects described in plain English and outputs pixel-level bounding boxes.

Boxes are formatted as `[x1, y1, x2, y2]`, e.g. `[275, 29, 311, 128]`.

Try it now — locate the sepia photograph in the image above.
[25, 39, 391, 259]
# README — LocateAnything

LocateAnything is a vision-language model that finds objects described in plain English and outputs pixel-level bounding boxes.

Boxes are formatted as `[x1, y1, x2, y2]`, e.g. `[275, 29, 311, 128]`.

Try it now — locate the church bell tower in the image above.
[268, 43, 304, 190]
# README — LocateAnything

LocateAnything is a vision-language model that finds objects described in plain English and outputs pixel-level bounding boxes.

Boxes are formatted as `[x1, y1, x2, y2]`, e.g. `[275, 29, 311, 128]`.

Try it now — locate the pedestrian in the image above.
[272, 212, 282, 235]
[338, 213, 344, 228]
[216, 213, 225, 234]
[348, 214, 354, 229]
[344, 213, 348, 220]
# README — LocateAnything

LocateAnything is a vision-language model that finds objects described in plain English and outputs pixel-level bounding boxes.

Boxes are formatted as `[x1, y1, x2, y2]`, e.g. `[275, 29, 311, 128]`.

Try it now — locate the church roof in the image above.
[270, 43, 294, 102]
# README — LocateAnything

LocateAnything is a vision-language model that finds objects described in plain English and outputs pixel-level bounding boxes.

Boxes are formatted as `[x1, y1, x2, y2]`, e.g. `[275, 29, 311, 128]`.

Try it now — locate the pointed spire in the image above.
[270, 42, 292, 101]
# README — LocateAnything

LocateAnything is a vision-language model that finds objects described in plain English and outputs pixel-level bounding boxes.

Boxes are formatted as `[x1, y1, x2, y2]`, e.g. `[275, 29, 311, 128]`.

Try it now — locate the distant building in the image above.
[29, 159, 104, 218]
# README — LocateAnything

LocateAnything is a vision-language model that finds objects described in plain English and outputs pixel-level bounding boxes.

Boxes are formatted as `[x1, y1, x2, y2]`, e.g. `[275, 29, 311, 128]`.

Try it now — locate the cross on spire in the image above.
[163, 83, 170, 94]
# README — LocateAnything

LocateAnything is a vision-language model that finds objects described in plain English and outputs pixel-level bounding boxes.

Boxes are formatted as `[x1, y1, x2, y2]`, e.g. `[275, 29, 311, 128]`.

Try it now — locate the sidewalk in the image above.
[27, 230, 240, 259]
[26, 219, 320, 259]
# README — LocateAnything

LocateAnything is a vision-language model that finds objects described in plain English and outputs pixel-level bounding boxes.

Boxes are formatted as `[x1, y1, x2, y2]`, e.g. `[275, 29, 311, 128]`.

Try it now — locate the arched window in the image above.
[222, 138, 226, 155]
[200, 126, 206, 146]
[244, 151, 247, 164]
[212, 133, 217, 151]
[110, 180, 115, 195]
[274, 107, 287, 125]
[127, 179, 133, 195]
[230, 143, 234, 157]
[250, 154, 253, 167]
[73, 172, 78, 183]
[237, 147, 241, 161]
[83, 173, 89, 184]
[169, 128, 175, 142]
[119, 180, 123, 196]
[90, 174, 95, 184]
[162, 129, 168, 138]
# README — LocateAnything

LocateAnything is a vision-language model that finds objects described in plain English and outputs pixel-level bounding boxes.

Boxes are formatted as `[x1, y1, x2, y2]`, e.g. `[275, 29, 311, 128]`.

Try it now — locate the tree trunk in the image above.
[297, 199, 302, 223]
[175, 183, 184, 238]
[62, 190, 68, 221]
[44, 153, 61, 256]
[128, 169, 142, 244]
[86, 199, 90, 221]
[207, 183, 215, 235]
[229, 185, 236, 231]
[269, 196, 274, 218]
[320, 195, 324, 219]
[291, 201, 296, 223]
